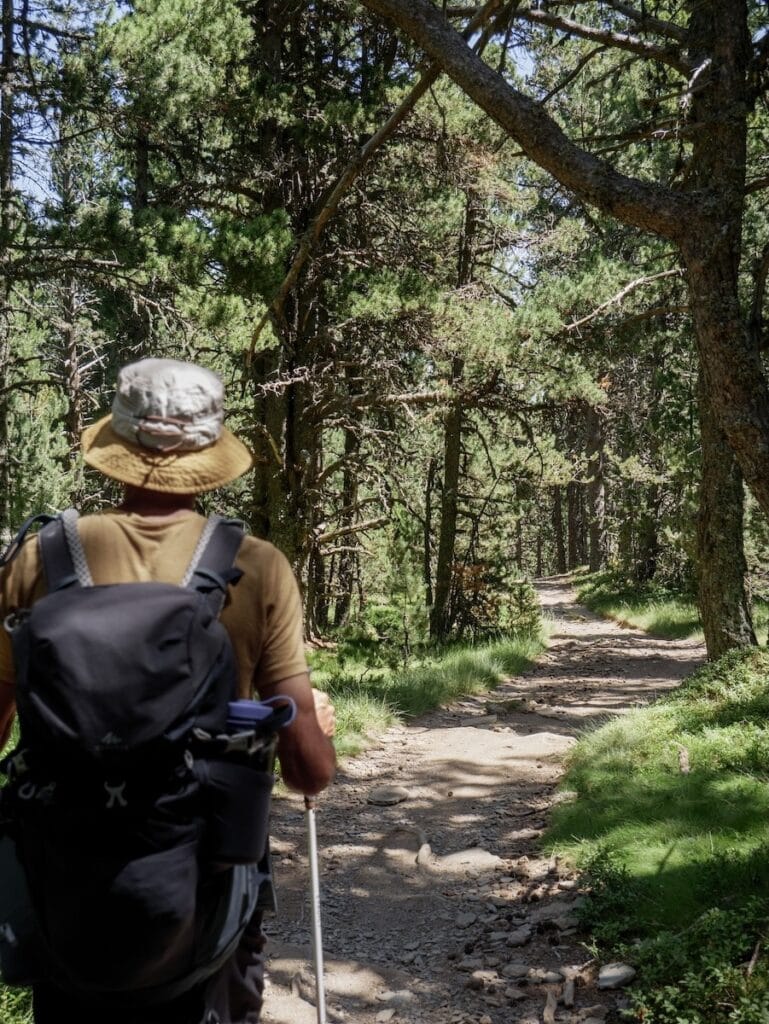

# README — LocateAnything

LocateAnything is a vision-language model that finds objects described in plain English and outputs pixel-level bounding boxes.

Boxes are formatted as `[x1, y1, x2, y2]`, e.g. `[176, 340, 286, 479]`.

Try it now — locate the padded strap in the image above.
[184, 517, 245, 614]
[38, 509, 93, 592]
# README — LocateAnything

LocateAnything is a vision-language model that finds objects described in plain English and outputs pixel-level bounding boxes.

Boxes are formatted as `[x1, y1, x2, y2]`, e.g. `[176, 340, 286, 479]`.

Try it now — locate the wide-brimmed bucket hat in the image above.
[81, 358, 254, 494]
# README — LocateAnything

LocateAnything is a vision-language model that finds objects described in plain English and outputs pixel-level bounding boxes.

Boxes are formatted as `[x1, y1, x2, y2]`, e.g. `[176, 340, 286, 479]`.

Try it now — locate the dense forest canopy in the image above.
[1, 0, 768, 657]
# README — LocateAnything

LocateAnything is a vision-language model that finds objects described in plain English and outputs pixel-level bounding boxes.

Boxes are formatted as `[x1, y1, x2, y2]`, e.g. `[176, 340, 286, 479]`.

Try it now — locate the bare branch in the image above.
[599, 1, 686, 44]
[316, 517, 389, 545]
[745, 175, 769, 195]
[540, 45, 607, 106]
[565, 268, 684, 333]
[517, 8, 690, 76]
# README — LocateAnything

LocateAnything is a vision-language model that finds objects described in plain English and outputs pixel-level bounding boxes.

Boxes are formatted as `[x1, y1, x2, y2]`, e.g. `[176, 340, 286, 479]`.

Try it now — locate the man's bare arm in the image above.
[0, 680, 16, 754]
[256, 672, 336, 796]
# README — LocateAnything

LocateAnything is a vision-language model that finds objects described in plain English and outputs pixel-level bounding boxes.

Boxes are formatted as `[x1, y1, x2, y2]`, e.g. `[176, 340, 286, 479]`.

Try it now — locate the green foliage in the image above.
[0, 986, 32, 1024]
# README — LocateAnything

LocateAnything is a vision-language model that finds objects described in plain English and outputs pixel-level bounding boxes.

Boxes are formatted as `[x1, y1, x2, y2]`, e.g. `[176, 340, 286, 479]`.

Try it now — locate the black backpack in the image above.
[0, 509, 291, 1004]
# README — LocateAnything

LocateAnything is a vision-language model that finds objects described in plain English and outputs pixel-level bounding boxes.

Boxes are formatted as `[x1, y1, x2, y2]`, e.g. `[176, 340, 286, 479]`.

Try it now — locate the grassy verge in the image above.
[575, 569, 704, 639]
[576, 569, 769, 643]
[547, 647, 769, 1023]
[310, 630, 546, 756]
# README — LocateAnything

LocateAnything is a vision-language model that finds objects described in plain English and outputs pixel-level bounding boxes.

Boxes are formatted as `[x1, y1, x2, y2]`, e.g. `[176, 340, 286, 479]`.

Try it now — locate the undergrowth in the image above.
[548, 648, 769, 1023]
[575, 569, 703, 639]
[310, 627, 545, 755]
[575, 568, 769, 642]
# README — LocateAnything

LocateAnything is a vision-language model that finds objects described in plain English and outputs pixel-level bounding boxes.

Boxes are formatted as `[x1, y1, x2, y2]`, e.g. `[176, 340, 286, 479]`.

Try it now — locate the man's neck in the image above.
[118, 486, 197, 518]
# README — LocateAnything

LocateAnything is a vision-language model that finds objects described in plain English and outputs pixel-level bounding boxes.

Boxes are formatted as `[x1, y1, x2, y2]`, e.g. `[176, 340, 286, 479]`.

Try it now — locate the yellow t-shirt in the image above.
[0, 510, 308, 698]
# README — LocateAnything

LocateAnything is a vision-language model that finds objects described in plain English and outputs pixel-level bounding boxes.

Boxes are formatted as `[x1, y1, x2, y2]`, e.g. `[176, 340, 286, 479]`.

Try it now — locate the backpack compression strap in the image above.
[183, 516, 245, 615]
[38, 509, 92, 592]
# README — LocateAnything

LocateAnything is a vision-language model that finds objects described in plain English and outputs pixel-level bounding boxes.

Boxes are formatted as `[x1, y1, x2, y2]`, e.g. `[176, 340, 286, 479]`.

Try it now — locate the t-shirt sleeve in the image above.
[255, 547, 309, 687]
[0, 537, 45, 684]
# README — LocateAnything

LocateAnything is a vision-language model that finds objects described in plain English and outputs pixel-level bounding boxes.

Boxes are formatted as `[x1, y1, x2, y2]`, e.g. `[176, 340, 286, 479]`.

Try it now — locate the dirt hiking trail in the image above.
[262, 577, 704, 1024]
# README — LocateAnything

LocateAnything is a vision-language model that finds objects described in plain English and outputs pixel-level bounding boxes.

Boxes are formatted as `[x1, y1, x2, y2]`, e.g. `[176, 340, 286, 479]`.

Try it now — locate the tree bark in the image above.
[566, 480, 581, 571]
[585, 403, 607, 571]
[424, 455, 436, 608]
[635, 484, 660, 584]
[333, 425, 361, 627]
[551, 485, 567, 574]
[0, 0, 14, 541]
[430, 190, 479, 640]
[684, 1, 756, 657]
[697, 374, 756, 658]
[430, 355, 464, 640]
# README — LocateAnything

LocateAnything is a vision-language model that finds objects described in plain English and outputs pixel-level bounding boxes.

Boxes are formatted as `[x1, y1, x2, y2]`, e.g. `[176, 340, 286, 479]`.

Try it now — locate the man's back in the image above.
[0, 509, 308, 700]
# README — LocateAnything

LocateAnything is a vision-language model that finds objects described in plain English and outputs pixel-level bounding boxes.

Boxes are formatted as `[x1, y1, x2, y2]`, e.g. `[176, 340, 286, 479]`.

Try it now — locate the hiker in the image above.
[0, 357, 336, 1024]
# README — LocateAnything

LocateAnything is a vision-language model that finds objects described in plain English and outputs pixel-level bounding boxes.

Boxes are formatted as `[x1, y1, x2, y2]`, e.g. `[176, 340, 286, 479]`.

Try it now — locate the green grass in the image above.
[312, 630, 546, 755]
[575, 569, 704, 639]
[576, 569, 769, 644]
[546, 647, 769, 1022]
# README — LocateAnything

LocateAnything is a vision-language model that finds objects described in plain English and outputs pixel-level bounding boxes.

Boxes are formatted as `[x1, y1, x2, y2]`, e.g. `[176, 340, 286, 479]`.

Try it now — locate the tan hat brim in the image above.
[81, 415, 254, 494]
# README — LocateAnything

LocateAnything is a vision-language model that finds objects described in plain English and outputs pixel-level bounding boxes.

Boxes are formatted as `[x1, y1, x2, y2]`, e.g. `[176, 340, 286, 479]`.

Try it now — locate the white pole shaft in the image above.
[305, 797, 327, 1024]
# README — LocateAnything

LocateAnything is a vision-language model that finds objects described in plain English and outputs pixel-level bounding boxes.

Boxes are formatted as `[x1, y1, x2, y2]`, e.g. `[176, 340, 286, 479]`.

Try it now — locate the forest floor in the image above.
[261, 576, 705, 1024]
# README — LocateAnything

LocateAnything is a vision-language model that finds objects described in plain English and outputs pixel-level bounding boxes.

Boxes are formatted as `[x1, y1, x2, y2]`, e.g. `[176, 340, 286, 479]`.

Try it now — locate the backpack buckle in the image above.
[3, 611, 27, 634]
[222, 730, 264, 756]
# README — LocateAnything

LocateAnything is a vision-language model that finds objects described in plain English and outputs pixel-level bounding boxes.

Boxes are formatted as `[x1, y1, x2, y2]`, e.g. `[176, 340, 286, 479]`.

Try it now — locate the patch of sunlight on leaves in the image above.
[0, 985, 33, 1024]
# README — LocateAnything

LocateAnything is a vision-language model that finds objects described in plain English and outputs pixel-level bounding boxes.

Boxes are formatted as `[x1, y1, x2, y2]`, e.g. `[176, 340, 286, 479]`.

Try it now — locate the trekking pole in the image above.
[304, 795, 327, 1024]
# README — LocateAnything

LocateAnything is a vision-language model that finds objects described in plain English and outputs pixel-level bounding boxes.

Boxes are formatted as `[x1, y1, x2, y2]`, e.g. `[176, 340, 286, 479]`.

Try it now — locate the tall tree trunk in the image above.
[683, 1, 755, 657]
[535, 530, 543, 579]
[333, 425, 361, 627]
[551, 485, 566, 574]
[566, 480, 581, 570]
[585, 403, 607, 571]
[423, 455, 436, 608]
[635, 484, 660, 584]
[0, 0, 14, 541]
[514, 517, 523, 572]
[696, 373, 755, 658]
[430, 354, 463, 640]
[430, 191, 478, 640]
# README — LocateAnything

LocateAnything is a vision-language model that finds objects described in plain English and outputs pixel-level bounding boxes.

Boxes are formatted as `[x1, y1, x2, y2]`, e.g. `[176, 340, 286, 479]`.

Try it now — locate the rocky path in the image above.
[261, 577, 704, 1024]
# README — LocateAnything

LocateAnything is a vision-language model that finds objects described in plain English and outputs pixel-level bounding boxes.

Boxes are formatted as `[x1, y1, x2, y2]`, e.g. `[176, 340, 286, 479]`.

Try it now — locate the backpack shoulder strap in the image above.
[183, 516, 245, 613]
[38, 509, 93, 592]
[0, 513, 56, 570]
